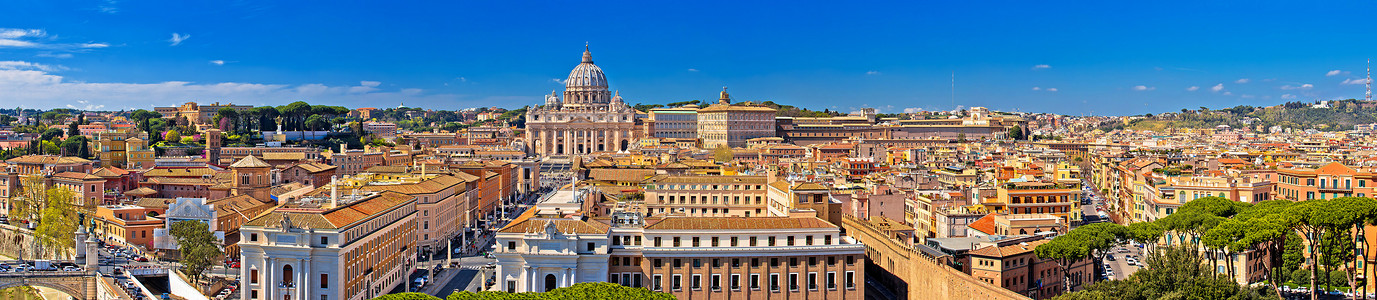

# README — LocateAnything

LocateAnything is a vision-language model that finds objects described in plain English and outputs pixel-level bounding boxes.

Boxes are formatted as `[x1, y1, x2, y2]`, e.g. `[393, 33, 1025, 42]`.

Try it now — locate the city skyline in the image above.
[2, 0, 1375, 115]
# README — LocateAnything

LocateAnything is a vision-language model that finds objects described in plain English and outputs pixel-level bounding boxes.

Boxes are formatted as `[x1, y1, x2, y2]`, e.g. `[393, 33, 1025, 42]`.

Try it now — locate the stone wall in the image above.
[842, 215, 1030, 300]
[0, 224, 40, 259]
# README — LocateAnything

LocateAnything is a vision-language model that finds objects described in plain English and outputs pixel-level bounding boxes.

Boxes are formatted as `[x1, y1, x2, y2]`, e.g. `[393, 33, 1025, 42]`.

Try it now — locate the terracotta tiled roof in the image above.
[245, 191, 414, 229]
[645, 216, 836, 231]
[125, 187, 158, 196]
[53, 172, 101, 180]
[6, 155, 91, 165]
[134, 197, 174, 209]
[498, 218, 609, 234]
[968, 239, 1048, 258]
[229, 156, 271, 168]
[361, 175, 467, 195]
[1315, 162, 1358, 176]
[144, 177, 221, 185]
[290, 162, 337, 173]
[966, 214, 998, 236]
[208, 194, 275, 219]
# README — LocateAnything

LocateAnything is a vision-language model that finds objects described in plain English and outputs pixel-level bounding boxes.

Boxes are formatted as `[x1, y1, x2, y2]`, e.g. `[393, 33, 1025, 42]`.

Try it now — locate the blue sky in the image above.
[0, 0, 1373, 116]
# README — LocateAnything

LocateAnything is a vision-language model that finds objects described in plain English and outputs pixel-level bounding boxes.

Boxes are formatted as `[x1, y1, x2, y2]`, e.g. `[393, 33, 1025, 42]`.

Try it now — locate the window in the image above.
[672, 275, 682, 291]
[251, 269, 260, 284]
[846, 271, 856, 289]
[653, 275, 663, 291]
[674, 237, 681, 247]
[828, 256, 836, 266]
[712, 237, 719, 247]
[847, 255, 855, 265]
[674, 259, 681, 268]
[712, 258, 720, 268]
[751, 274, 761, 290]
[711, 274, 721, 291]
[806, 236, 813, 245]
[693, 259, 702, 268]
[827, 272, 837, 289]
[787, 236, 795, 246]
[691, 274, 702, 290]
[622, 273, 632, 286]
[633, 274, 643, 287]
[587, 242, 595, 252]
[320, 274, 328, 288]
[508, 242, 516, 250]
[752, 258, 760, 267]
[507, 281, 517, 293]
[732, 258, 740, 267]
[789, 273, 799, 291]
[654, 237, 662, 247]
[692, 237, 700, 247]
[250, 233, 258, 242]
[251, 290, 258, 299]
[809, 257, 816, 266]
[320, 237, 328, 245]
[790, 257, 798, 267]
[769, 237, 776, 246]
[771, 258, 779, 267]
[770, 273, 780, 291]
[654, 259, 662, 268]
[750, 237, 758, 246]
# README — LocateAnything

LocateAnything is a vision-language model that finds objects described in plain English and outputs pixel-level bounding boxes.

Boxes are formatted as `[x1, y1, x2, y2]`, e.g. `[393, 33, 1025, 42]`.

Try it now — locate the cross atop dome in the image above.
[582, 43, 593, 64]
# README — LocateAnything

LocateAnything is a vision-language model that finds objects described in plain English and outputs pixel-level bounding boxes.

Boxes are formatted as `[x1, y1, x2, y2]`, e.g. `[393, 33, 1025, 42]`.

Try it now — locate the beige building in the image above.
[154, 102, 252, 125]
[525, 46, 637, 156]
[696, 90, 777, 149]
[647, 105, 699, 139]
[642, 175, 770, 217]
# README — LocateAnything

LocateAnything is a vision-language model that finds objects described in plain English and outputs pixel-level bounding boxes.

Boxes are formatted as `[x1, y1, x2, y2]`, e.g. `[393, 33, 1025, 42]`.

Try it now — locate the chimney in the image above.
[421, 163, 427, 178]
[339, 144, 345, 154]
[330, 175, 339, 208]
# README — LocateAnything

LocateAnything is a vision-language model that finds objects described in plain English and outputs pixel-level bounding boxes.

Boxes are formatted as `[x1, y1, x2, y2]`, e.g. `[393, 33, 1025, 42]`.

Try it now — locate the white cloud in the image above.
[550, 78, 565, 84]
[168, 33, 190, 46]
[1031, 87, 1040, 91]
[1240, 94, 1255, 99]
[1211, 83, 1224, 92]
[1032, 64, 1051, 70]
[1132, 85, 1154, 91]
[866, 71, 880, 75]
[349, 81, 382, 93]
[0, 68, 474, 110]
[0, 28, 45, 39]
[1327, 70, 1347, 76]
[209, 60, 225, 66]
[36, 53, 74, 59]
[1342, 78, 1371, 85]
[903, 107, 922, 113]
[687, 68, 698, 72]
[1223, 91, 1233, 96]
[1046, 88, 1057, 92]
[67, 103, 105, 110]
[1186, 86, 1200, 91]
[0, 28, 108, 55]
[1282, 94, 1297, 99]
[1235, 78, 1249, 84]
[1280, 84, 1313, 90]
[0, 61, 66, 72]
[81, 43, 108, 48]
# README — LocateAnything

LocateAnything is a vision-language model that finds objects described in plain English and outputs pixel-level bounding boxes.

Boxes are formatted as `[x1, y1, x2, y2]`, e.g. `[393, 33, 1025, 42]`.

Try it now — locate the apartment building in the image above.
[990, 182, 1082, 225]
[239, 191, 418, 300]
[642, 175, 769, 217]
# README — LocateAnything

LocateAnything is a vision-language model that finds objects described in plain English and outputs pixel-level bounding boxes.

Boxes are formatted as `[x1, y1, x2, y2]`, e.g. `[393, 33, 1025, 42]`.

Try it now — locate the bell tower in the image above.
[230, 155, 272, 201]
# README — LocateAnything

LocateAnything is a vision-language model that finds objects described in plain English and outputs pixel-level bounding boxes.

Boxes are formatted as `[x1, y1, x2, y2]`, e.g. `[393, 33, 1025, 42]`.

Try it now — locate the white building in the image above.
[493, 214, 611, 293]
[239, 191, 418, 300]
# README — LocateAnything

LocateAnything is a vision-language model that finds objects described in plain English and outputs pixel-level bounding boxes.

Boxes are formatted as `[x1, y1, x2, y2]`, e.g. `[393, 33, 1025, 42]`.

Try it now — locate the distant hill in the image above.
[1111, 99, 1377, 132]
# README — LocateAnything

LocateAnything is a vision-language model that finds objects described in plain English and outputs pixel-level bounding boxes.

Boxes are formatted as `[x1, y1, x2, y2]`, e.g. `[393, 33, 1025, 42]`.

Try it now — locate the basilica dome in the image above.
[565, 47, 608, 90]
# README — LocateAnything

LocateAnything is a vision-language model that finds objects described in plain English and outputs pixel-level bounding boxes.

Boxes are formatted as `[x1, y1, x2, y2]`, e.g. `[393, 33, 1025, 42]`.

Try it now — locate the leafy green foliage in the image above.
[35, 187, 76, 258]
[1007, 125, 1023, 140]
[170, 220, 223, 287]
[1053, 246, 1277, 300]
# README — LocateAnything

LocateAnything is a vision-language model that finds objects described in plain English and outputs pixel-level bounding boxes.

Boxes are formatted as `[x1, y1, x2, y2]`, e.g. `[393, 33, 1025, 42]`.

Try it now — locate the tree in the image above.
[441, 282, 675, 300]
[1054, 245, 1277, 300]
[1007, 126, 1023, 140]
[1036, 234, 1090, 293]
[35, 187, 76, 259]
[165, 130, 181, 144]
[66, 121, 79, 138]
[215, 107, 239, 132]
[170, 220, 223, 287]
[713, 144, 733, 163]
[61, 136, 89, 159]
[41, 127, 64, 141]
[305, 114, 328, 139]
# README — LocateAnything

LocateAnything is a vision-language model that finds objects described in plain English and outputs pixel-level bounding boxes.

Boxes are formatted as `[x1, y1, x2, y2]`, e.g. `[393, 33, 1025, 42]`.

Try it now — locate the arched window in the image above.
[545, 274, 557, 292]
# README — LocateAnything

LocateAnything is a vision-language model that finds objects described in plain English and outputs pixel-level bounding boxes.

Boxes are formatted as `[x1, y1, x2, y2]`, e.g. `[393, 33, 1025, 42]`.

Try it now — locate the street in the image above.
[399, 189, 545, 297]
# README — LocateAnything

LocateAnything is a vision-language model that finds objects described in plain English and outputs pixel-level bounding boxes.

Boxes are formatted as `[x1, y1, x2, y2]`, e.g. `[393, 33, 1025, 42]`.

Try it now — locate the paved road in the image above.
[1102, 245, 1142, 281]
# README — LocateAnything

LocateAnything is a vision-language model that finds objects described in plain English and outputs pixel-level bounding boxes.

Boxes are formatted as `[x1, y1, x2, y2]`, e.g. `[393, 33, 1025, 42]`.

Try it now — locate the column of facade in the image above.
[541, 130, 551, 156]
[300, 258, 310, 300]
[565, 268, 574, 288]
[564, 130, 573, 155]
[265, 258, 275, 298]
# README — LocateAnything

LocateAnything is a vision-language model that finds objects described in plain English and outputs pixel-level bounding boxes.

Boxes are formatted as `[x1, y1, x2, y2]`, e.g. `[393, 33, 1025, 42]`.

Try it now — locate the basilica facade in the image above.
[525, 47, 638, 156]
